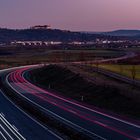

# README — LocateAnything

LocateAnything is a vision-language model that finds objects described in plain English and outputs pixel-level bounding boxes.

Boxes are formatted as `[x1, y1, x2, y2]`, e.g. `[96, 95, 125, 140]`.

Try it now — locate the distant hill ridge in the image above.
[103, 30, 140, 37]
[83, 30, 140, 37]
[0, 28, 118, 43]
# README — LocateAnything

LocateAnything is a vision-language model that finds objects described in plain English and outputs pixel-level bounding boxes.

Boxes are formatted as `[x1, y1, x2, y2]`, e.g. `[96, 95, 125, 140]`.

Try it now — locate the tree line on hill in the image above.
[0, 28, 122, 43]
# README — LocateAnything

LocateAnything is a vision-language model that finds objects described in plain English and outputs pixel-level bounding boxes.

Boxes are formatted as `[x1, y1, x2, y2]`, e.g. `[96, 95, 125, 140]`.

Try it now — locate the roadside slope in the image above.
[29, 65, 140, 119]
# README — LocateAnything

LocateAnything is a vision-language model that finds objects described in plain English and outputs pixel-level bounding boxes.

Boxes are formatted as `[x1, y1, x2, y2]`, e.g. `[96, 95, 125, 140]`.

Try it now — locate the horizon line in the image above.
[0, 26, 140, 32]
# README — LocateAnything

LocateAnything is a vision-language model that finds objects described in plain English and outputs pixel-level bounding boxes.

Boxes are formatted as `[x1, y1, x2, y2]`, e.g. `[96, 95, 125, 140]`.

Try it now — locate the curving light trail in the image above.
[5, 66, 140, 140]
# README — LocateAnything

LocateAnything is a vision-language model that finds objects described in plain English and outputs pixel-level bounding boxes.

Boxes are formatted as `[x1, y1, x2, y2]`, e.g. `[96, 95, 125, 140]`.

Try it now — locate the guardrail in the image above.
[92, 66, 140, 87]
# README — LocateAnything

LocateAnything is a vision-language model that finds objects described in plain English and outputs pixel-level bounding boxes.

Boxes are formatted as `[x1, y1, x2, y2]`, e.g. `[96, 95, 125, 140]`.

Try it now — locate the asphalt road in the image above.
[73, 51, 136, 64]
[3, 66, 140, 140]
[0, 69, 62, 140]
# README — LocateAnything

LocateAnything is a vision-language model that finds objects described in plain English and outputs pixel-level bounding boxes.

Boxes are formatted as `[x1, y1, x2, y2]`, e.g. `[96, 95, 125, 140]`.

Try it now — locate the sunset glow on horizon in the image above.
[0, 0, 140, 31]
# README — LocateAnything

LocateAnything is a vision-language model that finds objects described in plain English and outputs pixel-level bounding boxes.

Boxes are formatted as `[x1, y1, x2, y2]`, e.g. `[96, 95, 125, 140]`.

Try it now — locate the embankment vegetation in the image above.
[29, 65, 140, 119]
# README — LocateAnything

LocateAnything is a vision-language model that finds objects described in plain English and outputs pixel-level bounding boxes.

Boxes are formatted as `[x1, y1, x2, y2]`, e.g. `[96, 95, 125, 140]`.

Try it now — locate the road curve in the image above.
[3, 65, 140, 140]
[73, 51, 136, 64]
[0, 68, 62, 140]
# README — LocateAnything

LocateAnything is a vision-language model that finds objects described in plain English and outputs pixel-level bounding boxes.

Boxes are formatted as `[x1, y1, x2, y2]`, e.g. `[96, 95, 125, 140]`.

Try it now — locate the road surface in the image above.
[73, 51, 136, 64]
[0, 69, 62, 140]
[3, 65, 140, 140]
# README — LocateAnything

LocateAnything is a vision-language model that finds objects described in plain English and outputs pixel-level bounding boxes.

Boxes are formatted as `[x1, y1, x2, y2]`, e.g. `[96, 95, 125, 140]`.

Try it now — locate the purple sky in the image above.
[0, 0, 140, 31]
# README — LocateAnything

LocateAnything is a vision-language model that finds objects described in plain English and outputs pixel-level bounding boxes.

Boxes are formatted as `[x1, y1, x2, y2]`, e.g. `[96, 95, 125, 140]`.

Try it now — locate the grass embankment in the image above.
[29, 65, 140, 119]
[98, 64, 140, 80]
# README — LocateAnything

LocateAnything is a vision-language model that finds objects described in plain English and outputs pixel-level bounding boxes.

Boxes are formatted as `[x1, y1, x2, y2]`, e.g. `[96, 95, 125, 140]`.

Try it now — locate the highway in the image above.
[73, 51, 136, 64]
[2, 65, 140, 140]
[0, 69, 63, 140]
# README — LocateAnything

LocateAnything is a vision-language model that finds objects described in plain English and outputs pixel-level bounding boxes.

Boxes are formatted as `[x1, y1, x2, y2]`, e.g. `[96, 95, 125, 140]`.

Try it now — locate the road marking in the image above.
[0, 90, 63, 140]
[0, 113, 26, 140]
[0, 114, 25, 140]
[1, 113, 5, 117]
[0, 131, 7, 140]
[0, 124, 14, 140]
[12, 125, 18, 132]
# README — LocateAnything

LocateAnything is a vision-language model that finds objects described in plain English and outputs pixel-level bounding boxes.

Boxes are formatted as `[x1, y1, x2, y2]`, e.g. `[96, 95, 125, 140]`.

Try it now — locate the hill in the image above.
[103, 30, 140, 37]
[0, 28, 119, 43]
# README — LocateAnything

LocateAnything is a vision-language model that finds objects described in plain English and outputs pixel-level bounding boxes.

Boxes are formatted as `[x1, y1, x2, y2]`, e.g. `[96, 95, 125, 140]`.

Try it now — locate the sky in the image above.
[0, 0, 140, 31]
